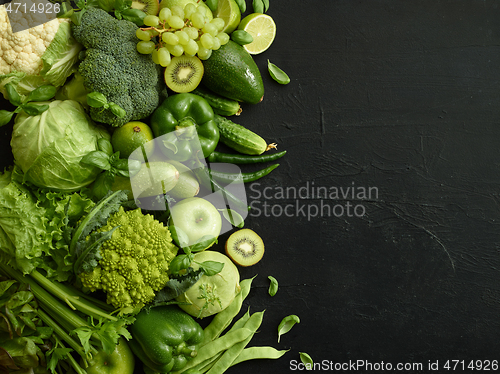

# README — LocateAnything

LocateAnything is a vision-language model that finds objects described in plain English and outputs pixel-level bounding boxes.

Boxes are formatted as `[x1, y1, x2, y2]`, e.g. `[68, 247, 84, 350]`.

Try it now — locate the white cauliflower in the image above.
[0, 0, 81, 97]
[0, 0, 69, 76]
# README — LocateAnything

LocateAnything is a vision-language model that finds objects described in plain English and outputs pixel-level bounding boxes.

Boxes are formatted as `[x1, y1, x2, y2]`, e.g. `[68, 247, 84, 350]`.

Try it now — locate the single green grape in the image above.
[197, 46, 212, 60]
[210, 17, 225, 31]
[162, 32, 179, 45]
[167, 43, 184, 57]
[136, 29, 151, 41]
[200, 33, 214, 49]
[202, 23, 217, 37]
[176, 30, 190, 45]
[137, 40, 156, 54]
[152, 49, 160, 64]
[159, 7, 172, 22]
[170, 5, 184, 19]
[216, 32, 230, 45]
[184, 38, 199, 55]
[158, 47, 171, 67]
[144, 15, 160, 27]
[184, 3, 197, 18]
[184, 26, 199, 40]
[168, 14, 185, 29]
[191, 12, 205, 29]
[212, 36, 221, 50]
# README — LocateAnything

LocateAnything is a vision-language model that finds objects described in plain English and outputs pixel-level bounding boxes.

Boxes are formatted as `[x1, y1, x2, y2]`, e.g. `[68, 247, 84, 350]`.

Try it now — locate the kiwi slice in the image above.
[164, 55, 204, 93]
[131, 0, 159, 15]
[225, 229, 265, 267]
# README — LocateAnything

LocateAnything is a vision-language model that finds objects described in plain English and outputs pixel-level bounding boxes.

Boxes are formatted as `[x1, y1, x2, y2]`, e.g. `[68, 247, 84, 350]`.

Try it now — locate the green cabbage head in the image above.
[10, 100, 110, 192]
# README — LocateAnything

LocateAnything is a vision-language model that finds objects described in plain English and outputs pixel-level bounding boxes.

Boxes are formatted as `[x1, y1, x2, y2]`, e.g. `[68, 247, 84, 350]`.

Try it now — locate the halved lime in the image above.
[237, 13, 276, 54]
[214, 0, 241, 33]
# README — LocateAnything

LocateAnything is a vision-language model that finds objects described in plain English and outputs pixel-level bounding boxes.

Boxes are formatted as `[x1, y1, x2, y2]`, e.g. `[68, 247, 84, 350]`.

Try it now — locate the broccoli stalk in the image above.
[0, 263, 134, 374]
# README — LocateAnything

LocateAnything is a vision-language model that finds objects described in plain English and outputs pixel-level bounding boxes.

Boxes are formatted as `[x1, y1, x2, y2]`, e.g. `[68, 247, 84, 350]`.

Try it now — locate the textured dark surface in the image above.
[2, 0, 500, 373]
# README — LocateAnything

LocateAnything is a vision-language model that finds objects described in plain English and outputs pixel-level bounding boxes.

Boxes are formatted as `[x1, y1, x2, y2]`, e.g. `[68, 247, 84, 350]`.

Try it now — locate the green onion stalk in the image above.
[0, 262, 133, 374]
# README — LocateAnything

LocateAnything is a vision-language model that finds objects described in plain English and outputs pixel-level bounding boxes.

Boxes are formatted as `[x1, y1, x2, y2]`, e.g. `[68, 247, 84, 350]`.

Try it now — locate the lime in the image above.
[111, 121, 155, 160]
[237, 13, 276, 54]
[214, 0, 241, 33]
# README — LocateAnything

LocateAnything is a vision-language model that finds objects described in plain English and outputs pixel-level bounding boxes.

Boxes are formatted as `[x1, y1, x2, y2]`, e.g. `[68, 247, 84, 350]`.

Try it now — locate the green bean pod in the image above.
[207, 150, 287, 164]
[231, 346, 289, 366]
[174, 328, 253, 373]
[207, 311, 265, 374]
[208, 164, 279, 184]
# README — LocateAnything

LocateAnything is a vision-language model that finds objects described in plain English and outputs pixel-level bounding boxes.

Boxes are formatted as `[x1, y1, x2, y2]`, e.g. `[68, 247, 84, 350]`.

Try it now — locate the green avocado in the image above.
[201, 41, 264, 104]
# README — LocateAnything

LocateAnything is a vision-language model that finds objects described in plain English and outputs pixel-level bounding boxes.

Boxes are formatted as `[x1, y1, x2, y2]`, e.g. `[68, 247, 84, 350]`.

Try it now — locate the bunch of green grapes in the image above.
[135, 3, 230, 67]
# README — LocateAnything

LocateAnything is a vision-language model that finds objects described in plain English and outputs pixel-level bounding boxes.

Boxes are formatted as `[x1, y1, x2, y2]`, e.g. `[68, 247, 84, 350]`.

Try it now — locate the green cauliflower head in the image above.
[79, 207, 178, 311]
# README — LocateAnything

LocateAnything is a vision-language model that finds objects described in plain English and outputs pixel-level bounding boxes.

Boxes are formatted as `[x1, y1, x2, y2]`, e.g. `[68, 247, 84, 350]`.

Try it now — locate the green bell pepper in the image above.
[128, 305, 205, 373]
[150, 93, 220, 161]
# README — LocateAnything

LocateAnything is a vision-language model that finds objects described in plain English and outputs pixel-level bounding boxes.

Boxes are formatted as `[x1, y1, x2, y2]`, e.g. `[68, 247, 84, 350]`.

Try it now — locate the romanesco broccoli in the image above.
[71, 7, 163, 127]
[78, 207, 178, 311]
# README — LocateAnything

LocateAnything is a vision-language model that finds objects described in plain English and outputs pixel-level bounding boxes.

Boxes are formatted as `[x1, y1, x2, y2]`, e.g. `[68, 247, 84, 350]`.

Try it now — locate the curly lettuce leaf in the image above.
[0, 168, 94, 281]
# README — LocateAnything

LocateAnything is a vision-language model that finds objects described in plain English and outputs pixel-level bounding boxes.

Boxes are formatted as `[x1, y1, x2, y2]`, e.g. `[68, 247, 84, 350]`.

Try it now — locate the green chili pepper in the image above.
[208, 163, 279, 183]
[128, 305, 205, 373]
[207, 150, 286, 164]
[150, 93, 220, 161]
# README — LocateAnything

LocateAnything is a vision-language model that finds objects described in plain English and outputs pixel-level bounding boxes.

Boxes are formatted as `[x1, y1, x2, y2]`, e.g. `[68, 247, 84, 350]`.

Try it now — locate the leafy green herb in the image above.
[0, 83, 57, 127]
[300, 352, 314, 369]
[87, 92, 126, 118]
[235, 0, 246, 13]
[277, 314, 300, 342]
[151, 267, 205, 306]
[268, 275, 278, 296]
[268, 60, 290, 85]
[253, 0, 268, 13]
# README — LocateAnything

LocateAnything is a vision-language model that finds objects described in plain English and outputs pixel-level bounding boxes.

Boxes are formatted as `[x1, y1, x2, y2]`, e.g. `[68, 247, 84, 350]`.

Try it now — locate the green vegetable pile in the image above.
[0, 0, 303, 373]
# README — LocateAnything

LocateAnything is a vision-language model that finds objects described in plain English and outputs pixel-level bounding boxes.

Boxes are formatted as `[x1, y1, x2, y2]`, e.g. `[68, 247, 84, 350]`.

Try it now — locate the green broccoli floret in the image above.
[71, 7, 162, 127]
[79, 207, 178, 312]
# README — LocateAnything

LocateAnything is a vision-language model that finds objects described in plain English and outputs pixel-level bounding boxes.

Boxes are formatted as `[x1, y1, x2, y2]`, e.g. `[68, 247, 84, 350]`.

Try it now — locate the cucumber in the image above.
[192, 86, 242, 116]
[214, 114, 276, 155]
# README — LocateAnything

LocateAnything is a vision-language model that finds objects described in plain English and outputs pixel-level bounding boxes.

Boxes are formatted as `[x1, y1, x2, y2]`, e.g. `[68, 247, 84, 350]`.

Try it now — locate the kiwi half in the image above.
[131, 0, 159, 15]
[164, 55, 204, 93]
[225, 229, 265, 267]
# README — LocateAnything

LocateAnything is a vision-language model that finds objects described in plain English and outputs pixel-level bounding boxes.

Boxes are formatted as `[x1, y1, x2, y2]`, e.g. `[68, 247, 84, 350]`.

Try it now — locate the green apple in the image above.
[85, 339, 135, 374]
[159, 0, 213, 21]
[169, 197, 222, 248]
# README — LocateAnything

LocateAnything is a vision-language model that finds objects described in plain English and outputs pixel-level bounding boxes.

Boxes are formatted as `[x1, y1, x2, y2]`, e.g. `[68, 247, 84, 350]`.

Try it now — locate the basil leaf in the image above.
[169, 225, 190, 248]
[97, 0, 115, 12]
[109, 102, 127, 118]
[87, 92, 108, 108]
[190, 235, 217, 252]
[97, 138, 114, 156]
[5, 83, 22, 107]
[268, 275, 278, 296]
[0, 110, 14, 127]
[299, 352, 314, 369]
[277, 314, 300, 342]
[198, 260, 224, 276]
[81, 151, 111, 170]
[120, 8, 147, 26]
[268, 60, 290, 85]
[27, 85, 57, 102]
[220, 208, 244, 228]
[235, 0, 246, 13]
[90, 171, 116, 200]
[252, 0, 264, 13]
[21, 103, 50, 116]
[262, 0, 269, 11]
[205, 0, 218, 12]
[169, 254, 192, 274]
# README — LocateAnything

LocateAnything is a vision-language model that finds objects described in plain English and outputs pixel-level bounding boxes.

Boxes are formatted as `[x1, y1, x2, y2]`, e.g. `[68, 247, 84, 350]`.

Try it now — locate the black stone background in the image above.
[2, 1, 500, 373]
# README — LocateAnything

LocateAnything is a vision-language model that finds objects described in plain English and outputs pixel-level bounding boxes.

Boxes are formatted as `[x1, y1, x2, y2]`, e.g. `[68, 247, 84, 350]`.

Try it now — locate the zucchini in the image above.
[192, 86, 242, 116]
[214, 114, 276, 155]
